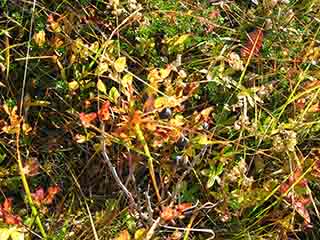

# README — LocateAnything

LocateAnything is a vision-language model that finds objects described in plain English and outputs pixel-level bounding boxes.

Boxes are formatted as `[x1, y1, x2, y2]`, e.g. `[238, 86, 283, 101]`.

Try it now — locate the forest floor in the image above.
[1, 0, 320, 239]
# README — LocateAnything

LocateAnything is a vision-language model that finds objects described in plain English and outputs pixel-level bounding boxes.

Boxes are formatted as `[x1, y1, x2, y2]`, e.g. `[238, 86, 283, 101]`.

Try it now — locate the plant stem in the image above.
[134, 123, 161, 202]
[16, 123, 47, 239]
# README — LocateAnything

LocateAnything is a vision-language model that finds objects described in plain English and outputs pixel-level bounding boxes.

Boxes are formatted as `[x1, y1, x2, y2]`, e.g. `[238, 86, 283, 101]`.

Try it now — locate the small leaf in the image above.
[33, 30, 46, 47]
[115, 230, 131, 240]
[174, 34, 191, 46]
[121, 73, 133, 88]
[109, 87, 120, 103]
[134, 228, 146, 240]
[207, 175, 217, 189]
[97, 79, 107, 94]
[95, 62, 109, 76]
[114, 57, 126, 73]
[79, 112, 97, 127]
[98, 101, 110, 121]
[159, 65, 173, 79]
[160, 207, 177, 222]
[68, 81, 79, 91]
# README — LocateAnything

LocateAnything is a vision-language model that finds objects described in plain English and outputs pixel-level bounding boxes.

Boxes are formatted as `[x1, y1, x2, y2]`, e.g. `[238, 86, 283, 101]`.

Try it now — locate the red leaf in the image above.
[241, 29, 264, 59]
[98, 101, 110, 121]
[293, 198, 312, 226]
[31, 187, 46, 204]
[3, 212, 21, 225]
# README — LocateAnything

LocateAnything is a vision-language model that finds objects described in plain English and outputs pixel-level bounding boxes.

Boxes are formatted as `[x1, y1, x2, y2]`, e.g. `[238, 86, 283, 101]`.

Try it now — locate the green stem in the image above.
[16, 127, 47, 239]
[134, 124, 161, 202]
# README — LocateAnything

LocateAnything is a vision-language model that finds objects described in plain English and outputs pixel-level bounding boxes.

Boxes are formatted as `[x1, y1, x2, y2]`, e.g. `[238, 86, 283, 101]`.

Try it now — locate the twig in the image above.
[146, 217, 161, 240]
[101, 125, 137, 208]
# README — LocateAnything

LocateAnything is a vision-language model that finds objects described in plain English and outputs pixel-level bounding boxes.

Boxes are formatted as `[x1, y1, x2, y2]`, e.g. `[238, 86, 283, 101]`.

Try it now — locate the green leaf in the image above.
[97, 79, 107, 94]
[0, 152, 6, 164]
[109, 87, 120, 103]
[114, 57, 126, 73]
[0, 228, 10, 240]
[207, 175, 218, 189]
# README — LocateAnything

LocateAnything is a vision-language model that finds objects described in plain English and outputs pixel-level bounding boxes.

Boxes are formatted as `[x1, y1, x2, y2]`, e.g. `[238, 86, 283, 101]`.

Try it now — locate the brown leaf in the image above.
[241, 29, 264, 59]
[143, 96, 155, 113]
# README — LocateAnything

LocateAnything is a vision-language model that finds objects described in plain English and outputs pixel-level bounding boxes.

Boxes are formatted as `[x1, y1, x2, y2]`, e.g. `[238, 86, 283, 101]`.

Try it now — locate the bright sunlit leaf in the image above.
[0, 228, 10, 240]
[114, 57, 126, 73]
[115, 229, 131, 240]
[97, 79, 107, 94]
[109, 87, 120, 103]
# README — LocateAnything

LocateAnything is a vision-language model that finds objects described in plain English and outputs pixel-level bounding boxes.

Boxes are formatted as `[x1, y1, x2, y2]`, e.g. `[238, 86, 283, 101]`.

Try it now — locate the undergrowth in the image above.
[0, 0, 320, 239]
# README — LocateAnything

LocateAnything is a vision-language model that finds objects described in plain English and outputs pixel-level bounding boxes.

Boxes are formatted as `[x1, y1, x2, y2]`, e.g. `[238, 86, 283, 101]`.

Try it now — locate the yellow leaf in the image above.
[159, 65, 173, 79]
[33, 30, 46, 47]
[10, 228, 24, 240]
[121, 73, 133, 88]
[115, 230, 131, 240]
[155, 96, 187, 108]
[0, 228, 10, 240]
[174, 34, 191, 46]
[96, 62, 109, 76]
[114, 57, 126, 73]
[97, 79, 107, 94]
[134, 228, 146, 240]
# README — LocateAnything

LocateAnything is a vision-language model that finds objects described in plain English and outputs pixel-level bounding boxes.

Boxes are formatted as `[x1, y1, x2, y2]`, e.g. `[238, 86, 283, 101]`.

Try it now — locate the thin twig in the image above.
[146, 217, 161, 240]
[101, 125, 137, 208]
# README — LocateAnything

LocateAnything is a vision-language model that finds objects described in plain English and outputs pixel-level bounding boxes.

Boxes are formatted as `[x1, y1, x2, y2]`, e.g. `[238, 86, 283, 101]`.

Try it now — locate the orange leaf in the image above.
[98, 101, 110, 121]
[176, 203, 193, 214]
[241, 29, 264, 59]
[44, 185, 60, 204]
[160, 207, 178, 222]
[115, 229, 131, 240]
[2, 198, 12, 212]
[79, 112, 97, 127]
[3, 212, 21, 225]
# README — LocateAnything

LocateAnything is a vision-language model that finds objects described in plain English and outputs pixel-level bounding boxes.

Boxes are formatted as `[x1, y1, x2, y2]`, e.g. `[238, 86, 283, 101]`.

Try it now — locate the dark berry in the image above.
[202, 122, 209, 130]
[159, 107, 172, 119]
[177, 135, 189, 149]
